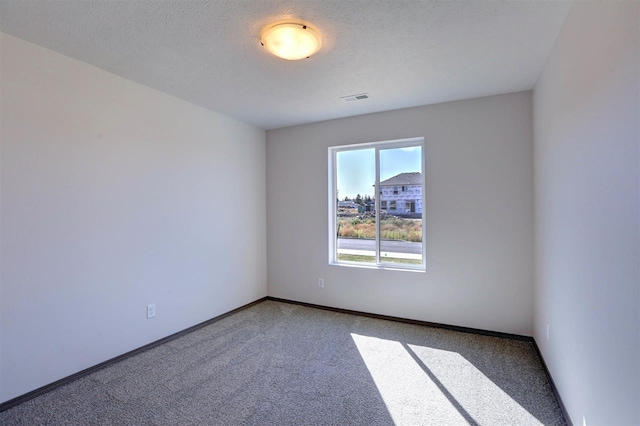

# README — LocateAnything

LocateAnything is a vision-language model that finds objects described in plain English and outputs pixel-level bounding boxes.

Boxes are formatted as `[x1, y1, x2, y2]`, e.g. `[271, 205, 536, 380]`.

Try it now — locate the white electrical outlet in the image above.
[546, 323, 550, 340]
[147, 304, 156, 319]
[318, 278, 324, 288]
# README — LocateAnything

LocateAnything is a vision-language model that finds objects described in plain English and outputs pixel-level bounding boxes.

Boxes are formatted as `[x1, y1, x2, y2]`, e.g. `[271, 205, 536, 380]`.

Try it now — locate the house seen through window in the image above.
[329, 137, 425, 269]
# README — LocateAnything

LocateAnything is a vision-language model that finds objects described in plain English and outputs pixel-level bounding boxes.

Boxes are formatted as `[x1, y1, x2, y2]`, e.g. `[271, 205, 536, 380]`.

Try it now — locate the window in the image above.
[329, 137, 425, 270]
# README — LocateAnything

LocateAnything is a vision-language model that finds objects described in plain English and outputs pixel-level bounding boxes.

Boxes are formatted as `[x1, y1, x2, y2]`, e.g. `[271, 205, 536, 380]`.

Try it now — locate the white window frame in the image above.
[328, 137, 426, 271]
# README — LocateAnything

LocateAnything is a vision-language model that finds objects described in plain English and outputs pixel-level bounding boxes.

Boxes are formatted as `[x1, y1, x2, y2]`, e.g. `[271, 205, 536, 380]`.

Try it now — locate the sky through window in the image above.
[336, 146, 421, 199]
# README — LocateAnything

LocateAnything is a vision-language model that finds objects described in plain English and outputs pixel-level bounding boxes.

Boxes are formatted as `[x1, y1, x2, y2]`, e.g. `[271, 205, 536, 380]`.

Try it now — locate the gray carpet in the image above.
[0, 300, 566, 425]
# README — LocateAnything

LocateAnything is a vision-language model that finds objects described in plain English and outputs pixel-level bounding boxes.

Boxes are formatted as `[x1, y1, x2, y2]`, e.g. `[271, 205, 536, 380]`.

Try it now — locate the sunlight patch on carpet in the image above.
[352, 333, 543, 425]
[351, 333, 467, 425]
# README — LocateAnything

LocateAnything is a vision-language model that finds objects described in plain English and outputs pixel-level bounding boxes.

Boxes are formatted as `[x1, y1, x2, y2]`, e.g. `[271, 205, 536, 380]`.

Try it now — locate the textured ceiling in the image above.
[0, 0, 572, 130]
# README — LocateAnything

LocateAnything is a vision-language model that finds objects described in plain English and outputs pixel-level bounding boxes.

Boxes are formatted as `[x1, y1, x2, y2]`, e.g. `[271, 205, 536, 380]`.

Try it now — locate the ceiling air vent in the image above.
[340, 93, 370, 103]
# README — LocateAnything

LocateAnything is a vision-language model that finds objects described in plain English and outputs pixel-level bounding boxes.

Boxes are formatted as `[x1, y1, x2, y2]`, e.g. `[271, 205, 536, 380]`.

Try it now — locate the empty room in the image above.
[1, 0, 638, 425]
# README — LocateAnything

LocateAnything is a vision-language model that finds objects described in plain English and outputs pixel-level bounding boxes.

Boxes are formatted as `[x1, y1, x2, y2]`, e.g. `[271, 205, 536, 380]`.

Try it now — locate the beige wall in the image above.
[0, 33, 267, 403]
[267, 91, 535, 336]
[533, 1, 640, 424]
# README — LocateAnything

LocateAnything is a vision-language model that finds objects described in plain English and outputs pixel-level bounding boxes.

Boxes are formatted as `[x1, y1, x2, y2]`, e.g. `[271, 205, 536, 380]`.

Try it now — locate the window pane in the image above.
[336, 148, 376, 264]
[379, 146, 423, 265]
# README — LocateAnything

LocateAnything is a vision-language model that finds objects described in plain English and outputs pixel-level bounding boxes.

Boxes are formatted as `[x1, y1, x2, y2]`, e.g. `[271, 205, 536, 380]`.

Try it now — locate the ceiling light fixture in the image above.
[260, 22, 322, 60]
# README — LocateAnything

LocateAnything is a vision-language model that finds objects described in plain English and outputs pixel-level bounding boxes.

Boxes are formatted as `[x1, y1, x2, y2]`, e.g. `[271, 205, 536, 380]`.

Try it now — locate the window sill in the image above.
[329, 261, 426, 273]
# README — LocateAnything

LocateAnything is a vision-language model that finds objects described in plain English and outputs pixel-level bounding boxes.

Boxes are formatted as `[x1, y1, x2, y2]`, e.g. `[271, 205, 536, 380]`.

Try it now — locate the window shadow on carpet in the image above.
[348, 316, 565, 426]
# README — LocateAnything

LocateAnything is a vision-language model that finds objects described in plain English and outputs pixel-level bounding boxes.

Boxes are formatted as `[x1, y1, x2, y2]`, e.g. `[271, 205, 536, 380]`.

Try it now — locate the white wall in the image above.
[533, 1, 639, 425]
[0, 33, 267, 403]
[267, 91, 535, 336]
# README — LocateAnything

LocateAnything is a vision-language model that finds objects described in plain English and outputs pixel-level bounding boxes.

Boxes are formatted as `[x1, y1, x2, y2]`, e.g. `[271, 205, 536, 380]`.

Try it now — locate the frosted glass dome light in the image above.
[260, 22, 322, 60]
